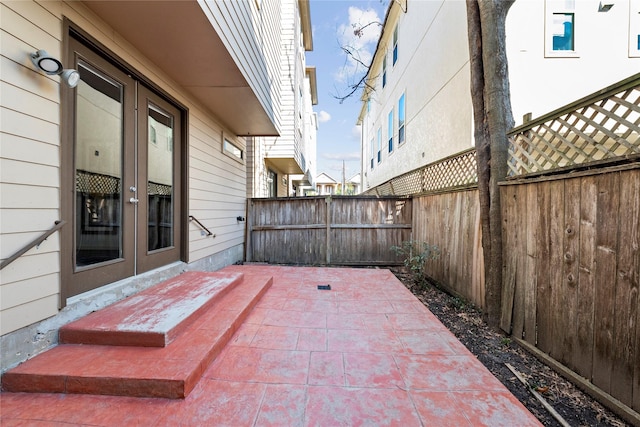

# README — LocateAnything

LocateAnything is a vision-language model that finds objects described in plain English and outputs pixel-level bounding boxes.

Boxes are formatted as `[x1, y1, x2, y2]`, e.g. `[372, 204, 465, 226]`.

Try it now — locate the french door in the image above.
[62, 35, 182, 301]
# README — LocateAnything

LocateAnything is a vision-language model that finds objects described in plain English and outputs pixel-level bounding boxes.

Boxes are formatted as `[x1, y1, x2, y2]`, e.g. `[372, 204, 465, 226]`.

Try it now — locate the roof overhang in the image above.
[299, 0, 313, 51]
[83, 1, 278, 136]
[306, 67, 318, 105]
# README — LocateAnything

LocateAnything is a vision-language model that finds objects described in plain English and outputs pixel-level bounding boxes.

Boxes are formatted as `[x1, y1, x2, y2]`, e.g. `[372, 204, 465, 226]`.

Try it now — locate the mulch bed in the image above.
[390, 267, 630, 427]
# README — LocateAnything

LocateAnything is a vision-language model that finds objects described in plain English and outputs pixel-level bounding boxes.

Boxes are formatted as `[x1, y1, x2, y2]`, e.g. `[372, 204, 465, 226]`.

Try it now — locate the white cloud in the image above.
[318, 110, 331, 123]
[334, 6, 382, 84]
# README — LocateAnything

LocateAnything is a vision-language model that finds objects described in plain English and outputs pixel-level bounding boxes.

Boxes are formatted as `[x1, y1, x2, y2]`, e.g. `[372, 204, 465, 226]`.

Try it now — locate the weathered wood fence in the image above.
[245, 196, 412, 265]
[500, 165, 640, 417]
[501, 73, 640, 421]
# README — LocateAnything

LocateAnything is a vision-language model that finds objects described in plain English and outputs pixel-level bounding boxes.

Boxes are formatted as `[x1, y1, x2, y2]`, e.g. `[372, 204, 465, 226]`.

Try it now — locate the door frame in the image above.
[60, 21, 189, 307]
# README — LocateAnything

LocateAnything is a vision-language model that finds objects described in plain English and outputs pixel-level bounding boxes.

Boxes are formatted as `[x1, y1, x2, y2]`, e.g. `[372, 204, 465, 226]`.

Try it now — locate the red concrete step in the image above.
[59, 271, 244, 347]
[2, 272, 273, 399]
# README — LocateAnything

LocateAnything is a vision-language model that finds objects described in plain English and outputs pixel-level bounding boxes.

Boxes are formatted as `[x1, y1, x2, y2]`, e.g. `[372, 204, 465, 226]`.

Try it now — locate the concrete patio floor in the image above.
[0, 265, 542, 426]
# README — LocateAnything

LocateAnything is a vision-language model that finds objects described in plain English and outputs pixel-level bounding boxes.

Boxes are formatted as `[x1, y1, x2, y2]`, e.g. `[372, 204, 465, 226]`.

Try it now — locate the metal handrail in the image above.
[189, 215, 214, 237]
[0, 220, 66, 270]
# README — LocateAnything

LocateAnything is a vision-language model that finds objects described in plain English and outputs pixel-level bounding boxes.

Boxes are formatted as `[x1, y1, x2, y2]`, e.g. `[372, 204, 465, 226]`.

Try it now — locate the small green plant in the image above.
[391, 240, 440, 289]
[501, 337, 512, 347]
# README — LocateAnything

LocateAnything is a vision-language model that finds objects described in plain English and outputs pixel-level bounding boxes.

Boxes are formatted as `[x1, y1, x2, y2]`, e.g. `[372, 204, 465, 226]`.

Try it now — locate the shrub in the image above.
[390, 240, 440, 289]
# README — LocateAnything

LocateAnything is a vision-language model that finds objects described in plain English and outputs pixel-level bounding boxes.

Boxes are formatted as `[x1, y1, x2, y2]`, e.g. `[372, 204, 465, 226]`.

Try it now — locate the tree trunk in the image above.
[466, 0, 515, 329]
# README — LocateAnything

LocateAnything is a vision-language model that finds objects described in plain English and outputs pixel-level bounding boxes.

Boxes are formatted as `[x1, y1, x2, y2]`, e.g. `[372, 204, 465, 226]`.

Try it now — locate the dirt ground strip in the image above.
[390, 268, 631, 427]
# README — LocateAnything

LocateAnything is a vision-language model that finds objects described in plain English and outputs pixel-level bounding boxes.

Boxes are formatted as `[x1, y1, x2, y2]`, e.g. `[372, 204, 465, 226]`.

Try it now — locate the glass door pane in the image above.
[75, 63, 124, 267]
[147, 105, 174, 251]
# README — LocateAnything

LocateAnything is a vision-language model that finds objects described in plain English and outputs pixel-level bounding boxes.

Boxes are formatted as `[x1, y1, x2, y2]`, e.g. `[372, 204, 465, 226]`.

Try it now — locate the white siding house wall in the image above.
[0, 0, 280, 370]
[360, 0, 472, 192]
[198, 0, 281, 132]
[249, 0, 315, 198]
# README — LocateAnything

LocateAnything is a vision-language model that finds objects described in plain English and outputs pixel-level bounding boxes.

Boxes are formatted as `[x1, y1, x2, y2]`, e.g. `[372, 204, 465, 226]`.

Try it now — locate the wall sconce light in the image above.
[30, 50, 80, 88]
[236, 216, 246, 222]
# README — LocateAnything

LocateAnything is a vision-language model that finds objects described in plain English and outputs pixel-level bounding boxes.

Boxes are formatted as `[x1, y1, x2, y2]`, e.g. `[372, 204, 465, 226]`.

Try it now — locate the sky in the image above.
[306, 0, 388, 182]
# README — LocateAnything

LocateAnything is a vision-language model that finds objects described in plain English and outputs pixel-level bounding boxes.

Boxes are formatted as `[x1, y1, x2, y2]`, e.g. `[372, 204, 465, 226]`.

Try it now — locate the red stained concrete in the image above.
[1, 265, 542, 426]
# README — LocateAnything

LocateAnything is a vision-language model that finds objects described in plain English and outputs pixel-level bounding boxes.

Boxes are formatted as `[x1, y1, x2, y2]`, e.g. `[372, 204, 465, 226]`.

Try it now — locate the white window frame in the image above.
[398, 93, 406, 145]
[545, 0, 579, 57]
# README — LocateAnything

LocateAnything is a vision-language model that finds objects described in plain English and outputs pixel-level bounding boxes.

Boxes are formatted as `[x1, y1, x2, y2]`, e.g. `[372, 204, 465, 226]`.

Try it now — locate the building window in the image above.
[370, 138, 374, 169]
[223, 137, 244, 162]
[551, 13, 574, 51]
[377, 127, 382, 163]
[382, 55, 387, 88]
[267, 169, 277, 197]
[388, 109, 394, 153]
[392, 24, 398, 65]
[398, 93, 405, 144]
[545, 0, 577, 56]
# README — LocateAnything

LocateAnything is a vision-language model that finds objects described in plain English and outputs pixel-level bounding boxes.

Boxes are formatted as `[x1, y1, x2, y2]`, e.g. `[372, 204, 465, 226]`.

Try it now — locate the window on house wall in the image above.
[398, 93, 406, 144]
[388, 109, 394, 153]
[545, 0, 577, 56]
[223, 137, 244, 162]
[267, 169, 277, 197]
[393, 24, 398, 65]
[382, 55, 387, 88]
[370, 137, 375, 169]
[377, 127, 382, 163]
[552, 13, 574, 50]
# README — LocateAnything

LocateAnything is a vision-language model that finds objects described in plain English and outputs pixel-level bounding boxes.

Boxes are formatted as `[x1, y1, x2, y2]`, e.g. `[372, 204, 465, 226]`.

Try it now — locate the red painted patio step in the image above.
[59, 271, 244, 347]
[2, 272, 273, 399]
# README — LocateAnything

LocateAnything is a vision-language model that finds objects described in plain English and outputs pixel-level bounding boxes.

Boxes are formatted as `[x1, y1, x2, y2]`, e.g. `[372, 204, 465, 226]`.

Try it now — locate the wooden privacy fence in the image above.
[245, 196, 412, 265]
[503, 73, 640, 421]
[500, 166, 640, 417]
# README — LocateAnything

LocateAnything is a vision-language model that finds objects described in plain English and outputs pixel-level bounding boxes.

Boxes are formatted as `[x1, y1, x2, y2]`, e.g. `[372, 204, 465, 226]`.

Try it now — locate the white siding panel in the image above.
[0, 273, 58, 310]
[0, 134, 59, 166]
[0, 251, 59, 285]
[3, 1, 61, 41]
[1, 231, 59, 260]
[1, 107, 59, 145]
[0, 159, 59, 187]
[0, 294, 58, 335]
[1, 81, 59, 124]
[1, 4, 61, 53]
[0, 208, 59, 233]
[0, 183, 58, 209]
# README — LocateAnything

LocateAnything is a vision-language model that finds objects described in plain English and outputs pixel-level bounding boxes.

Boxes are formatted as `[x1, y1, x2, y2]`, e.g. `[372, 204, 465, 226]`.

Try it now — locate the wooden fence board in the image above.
[592, 173, 620, 394]
[500, 185, 518, 333]
[536, 181, 552, 353]
[513, 184, 527, 340]
[562, 177, 581, 372]
[576, 176, 597, 380]
[548, 180, 565, 361]
[524, 184, 539, 345]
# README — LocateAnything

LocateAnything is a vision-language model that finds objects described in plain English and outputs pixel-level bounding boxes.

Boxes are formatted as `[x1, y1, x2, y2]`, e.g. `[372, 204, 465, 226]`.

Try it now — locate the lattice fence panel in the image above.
[76, 170, 121, 194]
[363, 148, 477, 196]
[508, 78, 640, 176]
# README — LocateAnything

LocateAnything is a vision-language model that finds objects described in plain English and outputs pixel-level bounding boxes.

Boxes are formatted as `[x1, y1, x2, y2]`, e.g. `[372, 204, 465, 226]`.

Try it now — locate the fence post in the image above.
[325, 195, 331, 264]
[245, 199, 253, 262]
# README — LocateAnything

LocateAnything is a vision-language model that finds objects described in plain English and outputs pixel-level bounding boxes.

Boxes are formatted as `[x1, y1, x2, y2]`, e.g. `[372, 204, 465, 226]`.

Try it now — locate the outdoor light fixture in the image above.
[30, 50, 80, 88]
[598, 1, 614, 12]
